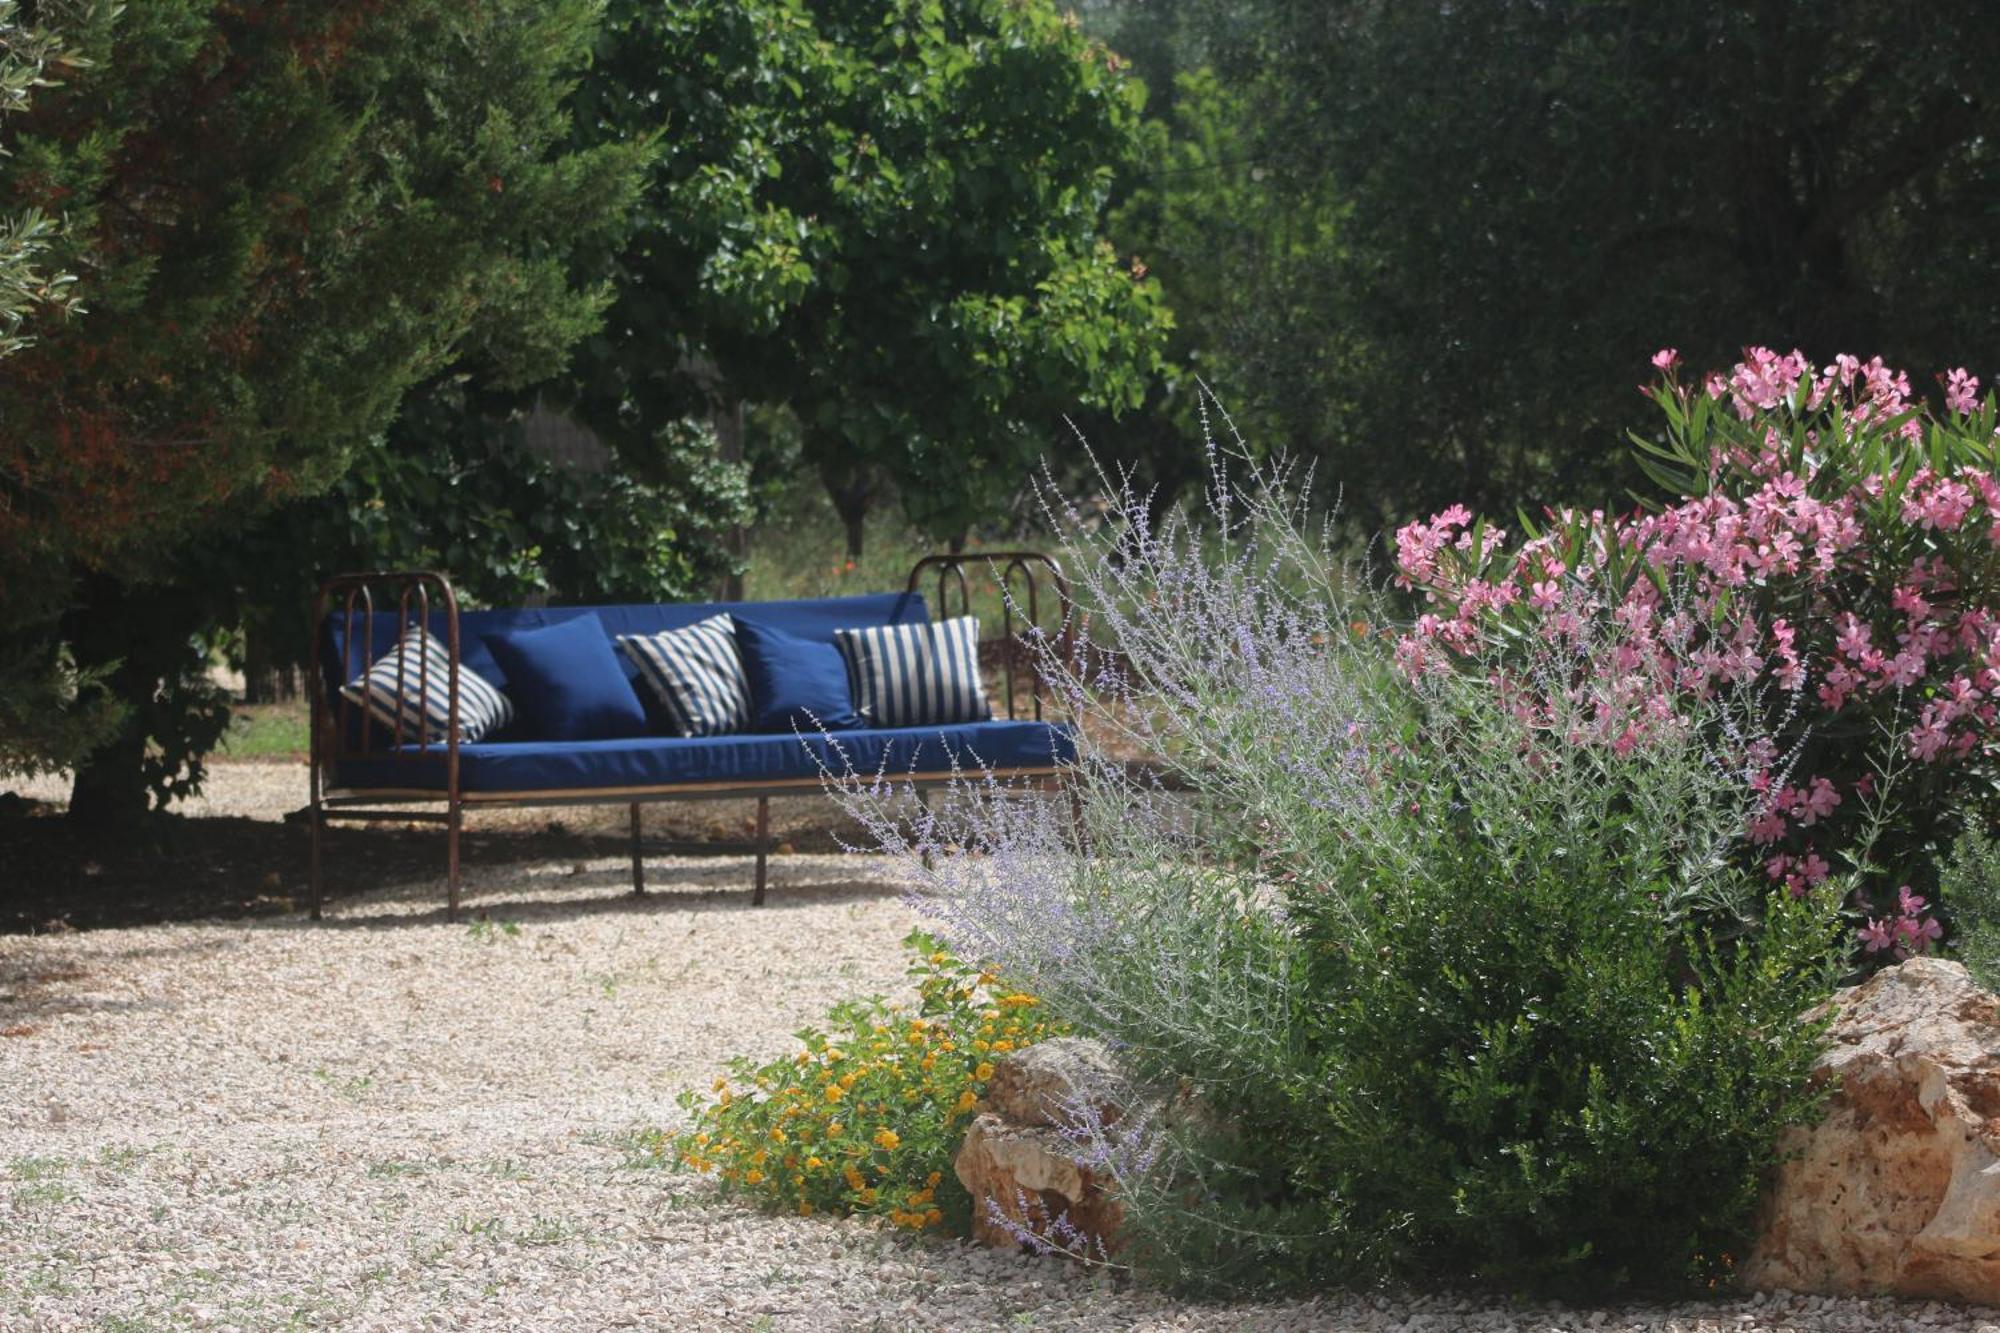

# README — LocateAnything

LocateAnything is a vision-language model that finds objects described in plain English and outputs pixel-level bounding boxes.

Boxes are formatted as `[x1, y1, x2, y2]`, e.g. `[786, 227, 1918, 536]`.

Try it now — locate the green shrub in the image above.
[848, 440, 1846, 1295]
[668, 932, 1063, 1232]
[1942, 826, 2000, 992]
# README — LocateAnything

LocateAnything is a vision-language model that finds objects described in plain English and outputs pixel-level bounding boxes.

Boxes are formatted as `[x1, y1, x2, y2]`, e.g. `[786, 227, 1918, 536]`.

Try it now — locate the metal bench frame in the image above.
[306, 554, 1072, 920]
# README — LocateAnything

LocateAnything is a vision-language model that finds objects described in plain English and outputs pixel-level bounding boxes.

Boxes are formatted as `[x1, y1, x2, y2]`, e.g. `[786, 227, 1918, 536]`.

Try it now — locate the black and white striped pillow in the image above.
[834, 615, 989, 728]
[339, 626, 512, 744]
[617, 615, 751, 737]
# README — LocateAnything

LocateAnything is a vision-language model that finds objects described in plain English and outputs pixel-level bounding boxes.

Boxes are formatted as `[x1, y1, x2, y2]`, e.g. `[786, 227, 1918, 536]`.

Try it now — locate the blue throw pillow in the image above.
[483, 613, 649, 741]
[736, 617, 864, 733]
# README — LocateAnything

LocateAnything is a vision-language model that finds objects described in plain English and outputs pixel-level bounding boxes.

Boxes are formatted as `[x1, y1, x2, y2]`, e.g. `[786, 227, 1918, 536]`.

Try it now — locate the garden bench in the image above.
[306, 555, 1074, 919]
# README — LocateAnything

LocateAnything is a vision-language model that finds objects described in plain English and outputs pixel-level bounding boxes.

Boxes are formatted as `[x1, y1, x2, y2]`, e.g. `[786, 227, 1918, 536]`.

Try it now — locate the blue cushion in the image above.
[835, 615, 989, 726]
[340, 626, 513, 744]
[617, 615, 751, 737]
[323, 592, 929, 738]
[331, 720, 1074, 794]
[737, 617, 863, 733]
[482, 613, 648, 741]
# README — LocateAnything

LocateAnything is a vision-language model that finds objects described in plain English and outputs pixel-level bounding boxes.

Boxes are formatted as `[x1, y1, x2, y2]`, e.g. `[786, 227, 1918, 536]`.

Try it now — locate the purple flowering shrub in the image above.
[1396, 349, 2000, 960]
[837, 410, 1842, 1295]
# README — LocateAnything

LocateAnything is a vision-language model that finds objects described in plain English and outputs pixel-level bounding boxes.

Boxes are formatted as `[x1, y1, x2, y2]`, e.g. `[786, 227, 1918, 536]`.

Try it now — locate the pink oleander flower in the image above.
[1397, 348, 2000, 968]
[1857, 917, 1897, 954]
[1945, 368, 1981, 416]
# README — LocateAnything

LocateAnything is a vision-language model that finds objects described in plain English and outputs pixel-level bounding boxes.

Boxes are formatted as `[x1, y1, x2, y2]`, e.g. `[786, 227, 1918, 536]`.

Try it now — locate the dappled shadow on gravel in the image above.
[0, 775, 873, 935]
[309, 870, 906, 931]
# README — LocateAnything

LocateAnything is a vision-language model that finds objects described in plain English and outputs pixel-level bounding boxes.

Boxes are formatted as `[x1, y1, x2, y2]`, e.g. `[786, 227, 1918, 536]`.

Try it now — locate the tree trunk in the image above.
[66, 658, 152, 827]
[821, 461, 874, 560]
[243, 619, 276, 704]
[712, 399, 747, 601]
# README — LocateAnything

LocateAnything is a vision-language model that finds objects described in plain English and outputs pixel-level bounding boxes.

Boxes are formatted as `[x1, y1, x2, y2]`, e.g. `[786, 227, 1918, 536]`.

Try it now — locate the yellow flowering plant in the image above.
[668, 929, 1064, 1233]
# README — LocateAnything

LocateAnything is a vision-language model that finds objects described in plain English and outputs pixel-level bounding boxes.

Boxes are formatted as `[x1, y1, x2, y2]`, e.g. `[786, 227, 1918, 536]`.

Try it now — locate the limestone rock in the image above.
[1749, 957, 2000, 1302]
[954, 1037, 1125, 1254]
[981, 1035, 1124, 1128]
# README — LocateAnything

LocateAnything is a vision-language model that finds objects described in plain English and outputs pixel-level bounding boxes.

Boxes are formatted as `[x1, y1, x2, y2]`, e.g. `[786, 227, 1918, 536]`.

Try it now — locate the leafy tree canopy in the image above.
[0, 0, 651, 813]
[573, 0, 1173, 553]
[0, 0, 649, 600]
[1087, 0, 2000, 531]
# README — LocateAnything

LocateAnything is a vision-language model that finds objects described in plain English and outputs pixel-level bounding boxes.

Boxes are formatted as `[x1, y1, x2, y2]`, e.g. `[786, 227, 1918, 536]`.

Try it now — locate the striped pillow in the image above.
[834, 615, 989, 728]
[339, 627, 512, 744]
[617, 615, 751, 737]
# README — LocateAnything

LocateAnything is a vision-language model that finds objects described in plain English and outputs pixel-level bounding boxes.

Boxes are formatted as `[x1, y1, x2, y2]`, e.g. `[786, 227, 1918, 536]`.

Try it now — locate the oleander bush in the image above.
[1397, 349, 2000, 959]
[840, 413, 1847, 1295]
[669, 931, 1063, 1233]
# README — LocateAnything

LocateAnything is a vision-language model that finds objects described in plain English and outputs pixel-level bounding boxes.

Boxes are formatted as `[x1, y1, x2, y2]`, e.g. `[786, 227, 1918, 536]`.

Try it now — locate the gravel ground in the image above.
[6, 765, 1999, 1331]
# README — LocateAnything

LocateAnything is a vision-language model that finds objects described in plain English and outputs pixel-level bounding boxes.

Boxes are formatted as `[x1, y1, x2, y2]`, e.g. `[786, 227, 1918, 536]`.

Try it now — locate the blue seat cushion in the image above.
[331, 720, 1074, 795]
[484, 613, 649, 741]
[736, 617, 864, 733]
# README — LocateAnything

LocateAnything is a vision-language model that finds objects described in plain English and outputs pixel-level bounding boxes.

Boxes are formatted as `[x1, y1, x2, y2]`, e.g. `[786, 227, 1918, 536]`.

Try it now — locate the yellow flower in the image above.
[974, 1062, 995, 1081]
[954, 1090, 977, 1114]
[926, 1171, 942, 1187]
[925, 1208, 943, 1227]
[993, 1040, 1014, 1053]
[873, 1129, 900, 1151]
[824, 1084, 844, 1104]
[827, 1121, 844, 1137]
[806, 1156, 824, 1170]
[712, 1076, 729, 1092]
[798, 1201, 814, 1216]
[770, 1128, 787, 1144]
[844, 1166, 866, 1192]
[745, 1169, 764, 1185]
[972, 1040, 989, 1053]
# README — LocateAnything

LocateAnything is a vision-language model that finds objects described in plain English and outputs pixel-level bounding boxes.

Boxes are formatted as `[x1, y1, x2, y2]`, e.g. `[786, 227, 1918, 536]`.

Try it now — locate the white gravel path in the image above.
[5, 765, 1998, 1331]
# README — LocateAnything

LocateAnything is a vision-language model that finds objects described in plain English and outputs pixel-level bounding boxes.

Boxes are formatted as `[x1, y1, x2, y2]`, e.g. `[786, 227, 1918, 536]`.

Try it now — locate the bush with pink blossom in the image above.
[1395, 348, 1997, 958]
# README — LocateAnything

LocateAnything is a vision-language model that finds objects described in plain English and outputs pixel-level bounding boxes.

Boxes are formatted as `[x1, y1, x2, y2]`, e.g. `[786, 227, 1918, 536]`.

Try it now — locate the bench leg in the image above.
[308, 797, 324, 921]
[752, 796, 769, 906]
[629, 802, 647, 895]
[446, 800, 463, 922]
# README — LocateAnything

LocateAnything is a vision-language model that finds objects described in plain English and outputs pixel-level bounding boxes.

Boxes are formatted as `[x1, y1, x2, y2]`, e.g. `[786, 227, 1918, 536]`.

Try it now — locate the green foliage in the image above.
[0, 0, 650, 803]
[668, 932, 1063, 1233]
[573, 0, 1172, 551]
[1942, 826, 2000, 993]
[1082, 1, 2000, 529]
[227, 382, 747, 657]
[1078, 62, 1350, 511]
[0, 0, 648, 585]
[866, 450, 1844, 1295]
[1285, 663, 1842, 1292]
[0, 0, 95, 357]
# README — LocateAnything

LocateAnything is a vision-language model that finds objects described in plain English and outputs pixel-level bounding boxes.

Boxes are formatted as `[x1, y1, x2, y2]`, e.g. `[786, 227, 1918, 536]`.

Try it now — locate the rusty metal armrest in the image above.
[904, 551, 1073, 723]
[308, 570, 465, 920]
